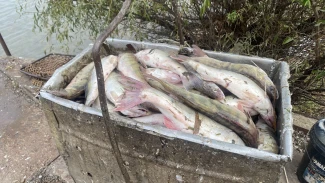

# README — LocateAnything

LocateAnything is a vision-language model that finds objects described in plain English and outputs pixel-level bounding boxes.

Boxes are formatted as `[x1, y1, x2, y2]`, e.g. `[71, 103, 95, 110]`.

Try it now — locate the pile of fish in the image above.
[50, 45, 279, 154]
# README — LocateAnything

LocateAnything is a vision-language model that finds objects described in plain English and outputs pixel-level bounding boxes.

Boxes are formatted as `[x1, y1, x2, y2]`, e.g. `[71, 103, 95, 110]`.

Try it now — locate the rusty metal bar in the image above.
[0, 33, 12, 56]
[92, 0, 132, 182]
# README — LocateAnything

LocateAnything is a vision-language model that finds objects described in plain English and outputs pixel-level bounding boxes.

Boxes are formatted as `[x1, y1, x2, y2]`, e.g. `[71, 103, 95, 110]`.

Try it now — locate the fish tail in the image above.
[192, 45, 207, 57]
[114, 76, 148, 111]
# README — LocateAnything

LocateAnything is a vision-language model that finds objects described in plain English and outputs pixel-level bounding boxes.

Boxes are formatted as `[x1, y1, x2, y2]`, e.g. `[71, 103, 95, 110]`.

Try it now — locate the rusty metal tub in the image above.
[40, 38, 293, 183]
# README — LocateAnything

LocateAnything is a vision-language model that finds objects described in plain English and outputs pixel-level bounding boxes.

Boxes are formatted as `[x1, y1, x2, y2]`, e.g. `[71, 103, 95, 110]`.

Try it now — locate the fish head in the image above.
[254, 102, 277, 130]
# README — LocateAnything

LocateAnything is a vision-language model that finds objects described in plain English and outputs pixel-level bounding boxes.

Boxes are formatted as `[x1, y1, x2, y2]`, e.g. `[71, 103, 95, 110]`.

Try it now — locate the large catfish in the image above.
[146, 77, 258, 148]
[173, 45, 278, 102]
[85, 55, 118, 106]
[49, 62, 94, 99]
[135, 49, 224, 99]
[182, 60, 276, 130]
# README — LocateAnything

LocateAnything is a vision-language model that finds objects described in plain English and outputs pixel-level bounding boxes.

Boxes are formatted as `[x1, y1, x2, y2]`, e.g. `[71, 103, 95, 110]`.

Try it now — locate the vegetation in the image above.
[19, 0, 325, 118]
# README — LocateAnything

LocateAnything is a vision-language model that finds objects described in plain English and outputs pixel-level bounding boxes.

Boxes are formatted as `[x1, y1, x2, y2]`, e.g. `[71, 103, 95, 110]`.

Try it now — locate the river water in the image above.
[0, 0, 169, 59]
[0, 0, 93, 59]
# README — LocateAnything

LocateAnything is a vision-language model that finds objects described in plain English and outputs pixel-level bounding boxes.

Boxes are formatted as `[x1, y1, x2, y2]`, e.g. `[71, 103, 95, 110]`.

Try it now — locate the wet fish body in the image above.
[134, 49, 197, 90]
[147, 77, 258, 147]
[49, 62, 94, 99]
[145, 68, 181, 84]
[132, 113, 166, 127]
[256, 118, 278, 154]
[117, 53, 146, 82]
[222, 95, 259, 116]
[85, 55, 118, 106]
[173, 52, 278, 101]
[184, 60, 276, 129]
[105, 71, 151, 117]
[115, 76, 245, 145]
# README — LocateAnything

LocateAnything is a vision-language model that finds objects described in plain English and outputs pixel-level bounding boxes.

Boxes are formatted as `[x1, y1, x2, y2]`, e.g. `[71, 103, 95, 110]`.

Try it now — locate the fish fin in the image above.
[163, 116, 179, 130]
[237, 99, 254, 109]
[114, 76, 148, 111]
[170, 55, 190, 62]
[237, 99, 261, 116]
[126, 44, 137, 53]
[181, 71, 203, 90]
[192, 45, 208, 57]
[237, 103, 245, 113]
[117, 75, 149, 91]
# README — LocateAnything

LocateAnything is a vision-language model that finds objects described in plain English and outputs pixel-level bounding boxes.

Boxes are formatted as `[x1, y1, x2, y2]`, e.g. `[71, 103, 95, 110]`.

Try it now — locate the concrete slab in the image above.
[292, 113, 317, 133]
[279, 150, 304, 183]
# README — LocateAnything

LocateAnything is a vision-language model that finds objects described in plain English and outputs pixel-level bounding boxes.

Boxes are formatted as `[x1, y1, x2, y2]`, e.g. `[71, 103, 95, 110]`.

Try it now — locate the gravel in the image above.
[293, 130, 310, 153]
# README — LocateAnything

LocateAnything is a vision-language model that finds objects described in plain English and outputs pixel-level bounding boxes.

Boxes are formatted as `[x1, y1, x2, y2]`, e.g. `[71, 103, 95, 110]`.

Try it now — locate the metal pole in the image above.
[0, 33, 12, 56]
[92, 0, 132, 182]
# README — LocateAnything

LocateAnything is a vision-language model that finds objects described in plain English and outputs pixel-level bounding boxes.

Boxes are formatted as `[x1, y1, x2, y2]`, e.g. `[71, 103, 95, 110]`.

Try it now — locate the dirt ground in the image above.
[0, 57, 74, 183]
[0, 56, 316, 183]
[0, 70, 59, 182]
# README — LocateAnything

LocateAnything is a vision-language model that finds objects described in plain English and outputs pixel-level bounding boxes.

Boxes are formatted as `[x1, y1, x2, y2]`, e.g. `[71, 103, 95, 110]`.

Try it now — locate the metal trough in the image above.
[40, 38, 293, 183]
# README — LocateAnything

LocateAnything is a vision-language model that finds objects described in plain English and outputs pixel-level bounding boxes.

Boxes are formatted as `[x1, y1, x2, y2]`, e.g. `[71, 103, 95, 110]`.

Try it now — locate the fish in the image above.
[146, 77, 258, 147]
[182, 62, 225, 100]
[93, 93, 148, 117]
[85, 55, 118, 106]
[117, 53, 157, 114]
[145, 68, 181, 84]
[117, 53, 146, 83]
[182, 60, 276, 130]
[134, 49, 200, 90]
[132, 113, 167, 127]
[256, 118, 278, 154]
[105, 71, 151, 117]
[172, 46, 278, 102]
[114, 76, 245, 146]
[48, 62, 94, 99]
[135, 49, 224, 99]
[222, 95, 259, 116]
